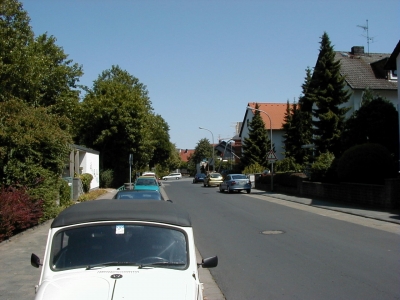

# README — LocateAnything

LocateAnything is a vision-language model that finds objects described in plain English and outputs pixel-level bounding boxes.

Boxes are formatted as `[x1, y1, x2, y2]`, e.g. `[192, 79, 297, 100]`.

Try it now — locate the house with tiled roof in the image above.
[178, 148, 194, 162]
[334, 46, 397, 117]
[240, 102, 293, 160]
[238, 46, 398, 163]
[384, 40, 400, 167]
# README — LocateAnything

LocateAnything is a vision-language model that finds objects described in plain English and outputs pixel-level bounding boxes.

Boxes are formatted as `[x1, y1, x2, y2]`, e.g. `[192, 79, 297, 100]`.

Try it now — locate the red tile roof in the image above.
[179, 149, 195, 162]
[247, 102, 292, 130]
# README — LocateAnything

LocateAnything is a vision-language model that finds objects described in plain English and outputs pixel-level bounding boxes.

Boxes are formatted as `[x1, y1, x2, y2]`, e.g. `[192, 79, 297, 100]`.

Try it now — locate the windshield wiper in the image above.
[138, 261, 186, 269]
[86, 261, 137, 270]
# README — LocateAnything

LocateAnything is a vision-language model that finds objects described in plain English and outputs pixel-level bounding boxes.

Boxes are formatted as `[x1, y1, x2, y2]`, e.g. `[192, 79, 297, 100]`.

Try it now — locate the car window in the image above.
[210, 173, 221, 178]
[136, 179, 157, 186]
[232, 175, 247, 180]
[50, 224, 188, 271]
[115, 192, 162, 200]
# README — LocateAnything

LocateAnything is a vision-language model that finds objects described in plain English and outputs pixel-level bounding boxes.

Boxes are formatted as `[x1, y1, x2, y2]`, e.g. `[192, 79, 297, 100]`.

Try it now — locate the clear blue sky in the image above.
[21, 0, 399, 150]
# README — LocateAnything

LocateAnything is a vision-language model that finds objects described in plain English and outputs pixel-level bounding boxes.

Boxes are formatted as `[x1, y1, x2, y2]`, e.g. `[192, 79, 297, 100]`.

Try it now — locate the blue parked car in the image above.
[193, 173, 206, 183]
[133, 176, 160, 192]
[219, 174, 251, 194]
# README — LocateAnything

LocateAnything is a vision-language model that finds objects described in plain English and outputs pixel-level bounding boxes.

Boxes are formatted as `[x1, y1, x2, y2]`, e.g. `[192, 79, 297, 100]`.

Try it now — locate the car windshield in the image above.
[50, 224, 188, 271]
[135, 178, 157, 186]
[232, 175, 247, 180]
[114, 191, 162, 200]
[210, 173, 221, 178]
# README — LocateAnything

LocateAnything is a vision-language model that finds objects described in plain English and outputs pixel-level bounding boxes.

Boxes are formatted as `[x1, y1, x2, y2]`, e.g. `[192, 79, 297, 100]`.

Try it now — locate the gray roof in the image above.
[335, 51, 397, 90]
[51, 200, 192, 228]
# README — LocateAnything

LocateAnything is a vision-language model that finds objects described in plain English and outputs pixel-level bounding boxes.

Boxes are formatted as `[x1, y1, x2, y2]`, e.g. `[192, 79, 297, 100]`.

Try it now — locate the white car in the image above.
[162, 172, 182, 180]
[31, 200, 218, 300]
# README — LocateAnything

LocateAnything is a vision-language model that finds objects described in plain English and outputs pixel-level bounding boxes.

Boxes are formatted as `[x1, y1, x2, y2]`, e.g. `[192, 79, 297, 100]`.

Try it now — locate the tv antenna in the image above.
[357, 19, 374, 55]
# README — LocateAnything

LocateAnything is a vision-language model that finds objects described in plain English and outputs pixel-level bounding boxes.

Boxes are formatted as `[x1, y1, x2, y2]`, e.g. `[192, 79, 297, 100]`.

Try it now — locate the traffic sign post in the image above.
[266, 150, 277, 192]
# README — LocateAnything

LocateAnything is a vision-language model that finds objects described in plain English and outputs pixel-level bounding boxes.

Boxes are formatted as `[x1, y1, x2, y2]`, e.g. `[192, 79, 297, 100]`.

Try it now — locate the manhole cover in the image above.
[260, 230, 285, 235]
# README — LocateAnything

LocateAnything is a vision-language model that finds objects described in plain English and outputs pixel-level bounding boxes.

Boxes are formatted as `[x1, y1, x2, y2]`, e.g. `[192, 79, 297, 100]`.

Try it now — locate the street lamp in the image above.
[246, 106, 275, 191]
[199, 127, 215, 172]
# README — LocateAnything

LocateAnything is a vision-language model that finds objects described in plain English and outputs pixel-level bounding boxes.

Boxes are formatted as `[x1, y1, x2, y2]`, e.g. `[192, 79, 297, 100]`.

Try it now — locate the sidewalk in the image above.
[251, 188, 400, 225]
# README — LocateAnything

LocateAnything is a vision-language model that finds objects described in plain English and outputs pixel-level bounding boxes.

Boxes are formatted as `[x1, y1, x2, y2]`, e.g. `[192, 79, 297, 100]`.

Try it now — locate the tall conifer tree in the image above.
[241, 104, 271, 168]
[310, 32, 350, 157]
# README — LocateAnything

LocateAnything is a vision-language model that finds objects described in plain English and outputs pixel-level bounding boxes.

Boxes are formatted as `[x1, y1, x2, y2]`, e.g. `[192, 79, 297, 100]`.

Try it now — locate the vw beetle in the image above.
[31, 200, 217, 300]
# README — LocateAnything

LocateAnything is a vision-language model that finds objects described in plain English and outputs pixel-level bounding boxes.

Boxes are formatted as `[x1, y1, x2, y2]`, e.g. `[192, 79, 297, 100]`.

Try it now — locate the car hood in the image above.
[35, 268, 199, 300]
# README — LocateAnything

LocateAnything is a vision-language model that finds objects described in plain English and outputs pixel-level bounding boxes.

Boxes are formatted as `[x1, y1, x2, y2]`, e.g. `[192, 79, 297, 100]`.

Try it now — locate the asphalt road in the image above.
[163, 177, 400, 300]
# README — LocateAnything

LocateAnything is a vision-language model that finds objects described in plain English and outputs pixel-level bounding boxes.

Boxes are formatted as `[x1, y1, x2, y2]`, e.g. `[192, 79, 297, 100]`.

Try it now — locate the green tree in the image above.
[0, 0, 83, 121]
[75, 65, 161, 185]
[0, 100, 72, 219]
[295, 67, 314, 164]
[164, 143, 182, 172]
[310, 32, 351, 157]
[341, 96, 399, 162]
[241, 104, 271, 168]
[282, 67, 314, 166]
[282, 100, 296, 158]
[148, 114, 171, 169]
[189, 138, 214, 172]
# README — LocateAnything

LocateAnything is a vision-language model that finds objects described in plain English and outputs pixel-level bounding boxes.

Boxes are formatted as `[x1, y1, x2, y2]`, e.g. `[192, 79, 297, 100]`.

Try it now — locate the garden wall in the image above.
[255, 176, 400, 209]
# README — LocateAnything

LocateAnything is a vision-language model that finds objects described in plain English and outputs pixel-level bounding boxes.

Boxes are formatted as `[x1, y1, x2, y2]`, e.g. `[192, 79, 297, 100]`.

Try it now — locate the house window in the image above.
[389, 69, 397, 80]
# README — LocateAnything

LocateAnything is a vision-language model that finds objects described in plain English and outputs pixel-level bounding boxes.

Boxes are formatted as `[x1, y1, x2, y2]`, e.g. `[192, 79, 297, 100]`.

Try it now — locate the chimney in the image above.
[351, 46, 364, 55]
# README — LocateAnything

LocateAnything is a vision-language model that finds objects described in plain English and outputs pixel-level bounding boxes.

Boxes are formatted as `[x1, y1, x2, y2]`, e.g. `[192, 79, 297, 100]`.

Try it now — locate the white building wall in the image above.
[80, 152, 100, 189]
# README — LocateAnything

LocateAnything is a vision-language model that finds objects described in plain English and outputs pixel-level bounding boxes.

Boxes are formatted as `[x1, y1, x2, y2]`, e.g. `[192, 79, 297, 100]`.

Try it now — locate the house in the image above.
[240, 103, 292, 160]
[384, 40, 400, 169]
[178, 148, 194, 162]
[334, 46, 397, 117]
[239, 46, 398, 163]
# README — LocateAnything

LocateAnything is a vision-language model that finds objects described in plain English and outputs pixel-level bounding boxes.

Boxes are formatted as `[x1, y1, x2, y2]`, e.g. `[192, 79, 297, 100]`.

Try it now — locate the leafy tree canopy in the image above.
[0, 0, 83, 121]
[341, 96, 399, 161]
[0, 99, 72, 186]
[190, 138, 214, 165]
[76, 65, 170, 185]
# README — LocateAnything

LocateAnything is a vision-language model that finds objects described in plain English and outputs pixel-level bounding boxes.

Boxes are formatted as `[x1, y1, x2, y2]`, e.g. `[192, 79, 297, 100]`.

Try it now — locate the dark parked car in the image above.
[113, 190, 163, 200]
[193, 173, 206, 183]
[219, 174, 252, 193]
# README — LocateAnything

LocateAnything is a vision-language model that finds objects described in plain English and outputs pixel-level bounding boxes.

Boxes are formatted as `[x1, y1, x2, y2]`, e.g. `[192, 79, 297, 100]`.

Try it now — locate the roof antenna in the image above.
[357, 19, 374, 55]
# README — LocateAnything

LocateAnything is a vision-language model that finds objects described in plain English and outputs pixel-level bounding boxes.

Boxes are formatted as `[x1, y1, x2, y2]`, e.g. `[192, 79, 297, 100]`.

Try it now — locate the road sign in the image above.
[267, 150, 277, 161]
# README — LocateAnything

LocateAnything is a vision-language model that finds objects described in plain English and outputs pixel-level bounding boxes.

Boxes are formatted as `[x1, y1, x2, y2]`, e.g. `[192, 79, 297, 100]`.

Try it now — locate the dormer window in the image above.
[388, 69, 397, 81]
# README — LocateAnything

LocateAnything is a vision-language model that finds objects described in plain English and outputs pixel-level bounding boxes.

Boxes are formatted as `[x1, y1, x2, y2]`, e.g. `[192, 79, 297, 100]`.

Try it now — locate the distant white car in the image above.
[162, 172, 182, 180]
[31, 200, 218, 300]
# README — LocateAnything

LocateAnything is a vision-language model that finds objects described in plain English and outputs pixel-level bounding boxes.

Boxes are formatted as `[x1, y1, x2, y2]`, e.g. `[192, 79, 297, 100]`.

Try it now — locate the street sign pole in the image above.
[267, 150, 278, 192]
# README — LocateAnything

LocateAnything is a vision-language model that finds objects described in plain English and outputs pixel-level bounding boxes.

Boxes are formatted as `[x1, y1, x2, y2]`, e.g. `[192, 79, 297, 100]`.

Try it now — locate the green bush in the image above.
[79, 173, 93, 193]
[310, 152, 335, 182]
[59, 179, 71, 206]
[243, 162, 264, 174]
[78, 189, 108, 202]
[100, 169, 114, 188]
[337, 143, 397, 184]
[275, 157, 302, 173]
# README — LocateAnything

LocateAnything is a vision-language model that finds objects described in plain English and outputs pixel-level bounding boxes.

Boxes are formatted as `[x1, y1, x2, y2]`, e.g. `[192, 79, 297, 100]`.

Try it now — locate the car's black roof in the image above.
[51, 200, 191, 228]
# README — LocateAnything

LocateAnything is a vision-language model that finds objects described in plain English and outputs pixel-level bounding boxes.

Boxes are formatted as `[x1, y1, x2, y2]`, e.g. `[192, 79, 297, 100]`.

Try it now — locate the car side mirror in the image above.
[31, 253, 42, 268]
[199, 255, 218, 268]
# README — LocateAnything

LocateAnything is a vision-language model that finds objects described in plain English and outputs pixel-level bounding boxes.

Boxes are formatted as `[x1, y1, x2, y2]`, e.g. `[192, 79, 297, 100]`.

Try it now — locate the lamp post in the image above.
[199, 127, 215, 172]
[246, 106, 275, 191]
